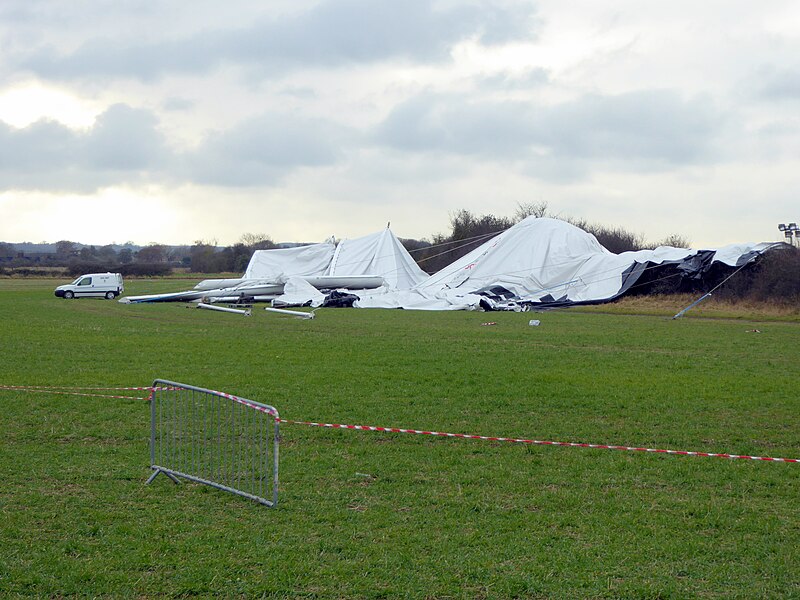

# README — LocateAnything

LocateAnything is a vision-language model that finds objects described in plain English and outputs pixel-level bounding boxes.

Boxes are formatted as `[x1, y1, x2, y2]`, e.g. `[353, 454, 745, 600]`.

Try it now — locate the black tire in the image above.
[64, 290, 74, 299]
[105, 291, 116, 300]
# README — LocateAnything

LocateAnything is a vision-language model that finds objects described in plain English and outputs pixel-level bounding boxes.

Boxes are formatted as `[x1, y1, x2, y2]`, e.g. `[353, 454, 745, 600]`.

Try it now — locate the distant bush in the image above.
[654, 234, 692, 249]
[412, 205, 690, 274]
[624, 263, 686, 297]
[586, 224, 647, 254]
[715, 245, 800, 303]
[118, 263, 173, 277]
[626, 245, 800, 303]
[515, 203, 649, 254]
[63, 262, 173, 277]
[3, 267, 68, 277]
[67, 262, 116, 276]
[414, 209, 513, 273]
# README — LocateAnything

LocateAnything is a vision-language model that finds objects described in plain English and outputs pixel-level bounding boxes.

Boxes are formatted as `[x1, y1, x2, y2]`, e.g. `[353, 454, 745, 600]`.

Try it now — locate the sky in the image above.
[1, 0, 798, 248]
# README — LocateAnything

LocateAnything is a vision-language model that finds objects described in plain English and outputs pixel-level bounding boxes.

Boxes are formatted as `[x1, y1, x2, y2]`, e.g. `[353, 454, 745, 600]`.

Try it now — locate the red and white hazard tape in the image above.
[2, 385, 797, 463]
[0, 384, 277, 414]
[189, 387, 279, 417]
[0, 384, 150, 401]
[0, 385, 152, 390]
[278, 418, 800, 464]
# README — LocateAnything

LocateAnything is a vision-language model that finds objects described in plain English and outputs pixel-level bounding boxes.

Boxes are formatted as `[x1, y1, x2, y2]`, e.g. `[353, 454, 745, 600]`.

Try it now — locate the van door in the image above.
[75, 276, 97, 297]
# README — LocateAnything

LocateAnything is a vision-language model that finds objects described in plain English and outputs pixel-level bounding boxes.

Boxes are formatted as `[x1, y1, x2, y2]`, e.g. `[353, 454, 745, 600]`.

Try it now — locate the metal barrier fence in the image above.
[146, 379, 279, 507]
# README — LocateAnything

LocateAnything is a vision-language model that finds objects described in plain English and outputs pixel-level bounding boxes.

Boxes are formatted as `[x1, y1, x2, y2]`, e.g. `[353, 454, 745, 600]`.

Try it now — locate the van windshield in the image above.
[70, 277, 82, 285]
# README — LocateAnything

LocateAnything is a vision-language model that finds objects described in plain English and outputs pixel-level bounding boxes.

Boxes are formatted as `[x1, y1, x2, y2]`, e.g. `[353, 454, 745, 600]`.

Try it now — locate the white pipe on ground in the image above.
[196, 303, 251, 316]
[264, 307, 316, 319]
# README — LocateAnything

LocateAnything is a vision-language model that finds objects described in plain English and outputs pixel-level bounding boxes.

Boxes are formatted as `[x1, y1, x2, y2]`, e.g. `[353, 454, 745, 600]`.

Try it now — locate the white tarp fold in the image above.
[272, 277, 326, 308]
[353, 217, 780, 310]
[329, 228, 429, 290]
[124, 228, 426, 303]
[244, 241, 336, 282]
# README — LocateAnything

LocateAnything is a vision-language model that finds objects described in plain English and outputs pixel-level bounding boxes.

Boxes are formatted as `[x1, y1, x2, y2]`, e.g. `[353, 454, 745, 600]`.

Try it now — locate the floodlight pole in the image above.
[778, 223, 797, 247]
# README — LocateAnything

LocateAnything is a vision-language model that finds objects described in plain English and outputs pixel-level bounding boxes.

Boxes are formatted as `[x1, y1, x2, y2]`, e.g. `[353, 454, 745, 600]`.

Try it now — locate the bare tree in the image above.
[189, 240, 218, 273]
[136, 244, 167, 263]
[239, 233, 275, 250]
[514, 201, 550, 221]
[55, 240, 77, 258]
[98, 245, 117, 261]
[118, 248, 134, 264]
[656, 234, 692, 249]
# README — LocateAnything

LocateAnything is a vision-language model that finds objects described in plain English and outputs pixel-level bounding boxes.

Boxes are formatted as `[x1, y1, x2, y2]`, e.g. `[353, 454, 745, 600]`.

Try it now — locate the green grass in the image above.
[1, 279, 799, 598]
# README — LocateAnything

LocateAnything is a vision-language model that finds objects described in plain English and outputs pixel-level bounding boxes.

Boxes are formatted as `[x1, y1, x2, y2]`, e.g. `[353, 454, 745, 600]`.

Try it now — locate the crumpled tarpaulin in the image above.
[348, 217, 781, 310]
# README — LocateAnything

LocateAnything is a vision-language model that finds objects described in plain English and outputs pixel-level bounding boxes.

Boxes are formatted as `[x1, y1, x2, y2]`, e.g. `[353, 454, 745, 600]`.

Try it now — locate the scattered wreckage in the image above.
[118, 217, 783, 314]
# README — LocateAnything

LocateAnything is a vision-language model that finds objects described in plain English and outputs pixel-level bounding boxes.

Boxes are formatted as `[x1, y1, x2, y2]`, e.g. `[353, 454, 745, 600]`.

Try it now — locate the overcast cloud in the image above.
[12, 0, 538, 81]
[0, 0, 798, 247]
[373, 89, 722, 169]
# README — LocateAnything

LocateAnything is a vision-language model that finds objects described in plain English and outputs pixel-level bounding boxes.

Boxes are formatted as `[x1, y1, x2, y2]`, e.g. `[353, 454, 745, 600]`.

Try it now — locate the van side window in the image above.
[78, 278, 92, 286]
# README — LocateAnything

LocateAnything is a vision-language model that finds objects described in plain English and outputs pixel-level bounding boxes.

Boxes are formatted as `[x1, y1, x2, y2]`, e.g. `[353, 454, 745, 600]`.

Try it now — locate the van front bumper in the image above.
[54, 290, 65, 298]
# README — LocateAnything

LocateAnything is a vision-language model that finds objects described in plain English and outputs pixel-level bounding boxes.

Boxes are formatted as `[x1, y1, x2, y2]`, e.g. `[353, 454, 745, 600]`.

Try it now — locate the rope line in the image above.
[0, 385, 149, 401]
[406, 228, 508, 257]
[3, 385, 795, 464]
[278, 418, 799, 464]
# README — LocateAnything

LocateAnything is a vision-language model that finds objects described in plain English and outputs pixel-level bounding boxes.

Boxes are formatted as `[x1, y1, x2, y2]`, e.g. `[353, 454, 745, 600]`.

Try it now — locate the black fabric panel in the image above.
[322, 290, 360, 308]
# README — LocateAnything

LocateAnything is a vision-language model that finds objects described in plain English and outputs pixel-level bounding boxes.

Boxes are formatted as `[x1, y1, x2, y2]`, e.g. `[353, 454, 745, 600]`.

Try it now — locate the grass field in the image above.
[1, 278, 799, 598]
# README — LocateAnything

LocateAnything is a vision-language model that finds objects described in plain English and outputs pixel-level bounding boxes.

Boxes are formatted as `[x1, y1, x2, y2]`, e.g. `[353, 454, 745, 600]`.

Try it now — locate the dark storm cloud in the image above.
[14, 0, 539, 81]
[372, 89, 723, 175]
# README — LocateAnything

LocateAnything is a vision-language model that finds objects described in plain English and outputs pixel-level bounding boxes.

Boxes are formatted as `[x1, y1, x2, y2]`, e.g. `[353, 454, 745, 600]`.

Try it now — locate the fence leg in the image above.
[146, 468, 181, 485]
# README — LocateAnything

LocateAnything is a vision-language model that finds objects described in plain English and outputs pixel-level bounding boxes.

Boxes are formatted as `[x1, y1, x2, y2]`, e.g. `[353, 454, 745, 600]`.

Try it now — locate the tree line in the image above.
[1, 205, 797, 302]
[0, 234, 276, 277]
[0, 203, 693, 277]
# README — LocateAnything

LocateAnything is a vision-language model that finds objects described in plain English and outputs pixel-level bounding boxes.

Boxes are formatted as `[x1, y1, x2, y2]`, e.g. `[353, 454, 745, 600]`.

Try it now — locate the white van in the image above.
[54, 273, 124, 300]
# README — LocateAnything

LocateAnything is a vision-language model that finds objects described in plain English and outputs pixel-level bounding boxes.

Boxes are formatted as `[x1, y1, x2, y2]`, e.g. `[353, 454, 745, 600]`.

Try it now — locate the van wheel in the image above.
[64, 291, 74, 299]
[105, 291, 116, 300]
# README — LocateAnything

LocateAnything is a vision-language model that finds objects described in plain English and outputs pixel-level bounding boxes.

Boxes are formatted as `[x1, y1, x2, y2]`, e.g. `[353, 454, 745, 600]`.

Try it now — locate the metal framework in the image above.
[146, 379, 279, 507]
